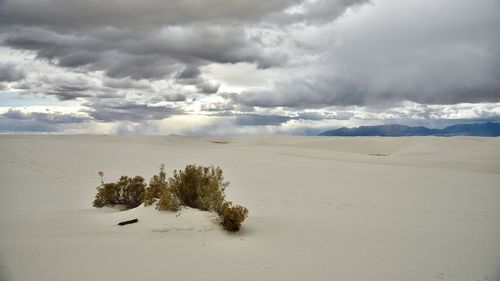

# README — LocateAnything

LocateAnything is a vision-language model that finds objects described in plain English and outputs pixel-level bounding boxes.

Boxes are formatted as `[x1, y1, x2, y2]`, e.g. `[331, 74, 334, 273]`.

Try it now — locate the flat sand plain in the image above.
[0, 135, 499, 281]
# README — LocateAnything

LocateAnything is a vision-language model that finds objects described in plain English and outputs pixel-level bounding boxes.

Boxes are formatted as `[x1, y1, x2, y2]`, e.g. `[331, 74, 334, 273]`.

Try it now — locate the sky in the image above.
[0, 0, 499, 135]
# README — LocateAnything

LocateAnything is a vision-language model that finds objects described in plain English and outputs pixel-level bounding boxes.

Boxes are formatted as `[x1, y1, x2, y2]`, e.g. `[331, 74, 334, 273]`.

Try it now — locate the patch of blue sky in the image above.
[0, 91, 79, 107]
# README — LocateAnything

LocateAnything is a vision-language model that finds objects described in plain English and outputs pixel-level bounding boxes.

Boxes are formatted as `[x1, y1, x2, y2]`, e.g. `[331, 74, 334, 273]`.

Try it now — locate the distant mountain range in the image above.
[319, 122, 500, 137]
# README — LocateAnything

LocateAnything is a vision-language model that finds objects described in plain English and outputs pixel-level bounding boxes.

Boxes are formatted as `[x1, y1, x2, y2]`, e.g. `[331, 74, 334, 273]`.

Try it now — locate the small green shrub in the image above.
[157, 189, 180, 211]
[143, 164, 168, 206]
[169, 165, 227, 212]
[217, 202, 249, 232]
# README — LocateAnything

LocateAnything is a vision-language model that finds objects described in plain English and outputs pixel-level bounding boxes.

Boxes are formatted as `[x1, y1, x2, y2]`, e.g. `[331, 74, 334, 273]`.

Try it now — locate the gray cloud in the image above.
[102, 78, 151, 90]
[176, 66, 201, 80]
[234, 114, 292, 126]
[236, 75, 367, 108]
[1, 0, 498, 135]
[275, 0, 370, 24]
[0, 118, 62, 132]
[0, 108, 90, 133]
[196, 81, 220, 94]
[2, 25, 288, 81]
[206, 109, 354, 127]
[2, 108, 88, 124]
[83, 101, 184, 122]
[57, 51, 100, 68]
[0, 63, 25, 82]
[47, 85, 92, 101]
[233, 0, 500, 109]
[175, 65, 220, 94]
[0, 0, 300, 29]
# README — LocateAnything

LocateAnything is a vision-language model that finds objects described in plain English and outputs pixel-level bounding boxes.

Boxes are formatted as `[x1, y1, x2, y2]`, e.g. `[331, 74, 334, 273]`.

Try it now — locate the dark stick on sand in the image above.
[118, 219, 138, 226]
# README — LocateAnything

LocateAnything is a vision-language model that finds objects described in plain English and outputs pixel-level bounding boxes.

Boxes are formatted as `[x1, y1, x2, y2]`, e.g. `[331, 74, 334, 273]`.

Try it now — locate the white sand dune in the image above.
[0, 135, 499, 281]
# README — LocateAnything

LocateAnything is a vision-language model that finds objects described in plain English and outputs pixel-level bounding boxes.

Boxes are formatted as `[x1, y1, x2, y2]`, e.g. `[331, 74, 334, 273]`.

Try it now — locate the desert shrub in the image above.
[217, 201, 249, 232]
[169, 165, 227, 211]
[143, 164, 168, 206]
[93, 165, 249, 232]
[157, 189, 180, 211]
[93, 182, 120, 208]
[93, 173, 146, 209]
[121, 176, 146, 209]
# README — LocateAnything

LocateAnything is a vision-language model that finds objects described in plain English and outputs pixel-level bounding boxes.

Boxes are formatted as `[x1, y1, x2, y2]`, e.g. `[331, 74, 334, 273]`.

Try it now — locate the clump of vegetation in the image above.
[143, 164, 168, 206]
[122, 176, 147, 209]
[93, 181, 120, 208]
[157, 189, 180, 211]
[93, 173, 146, 209]
[217, 201, 249, 232]
[169, 165, 227, 211]
[93, 164, 249, 232]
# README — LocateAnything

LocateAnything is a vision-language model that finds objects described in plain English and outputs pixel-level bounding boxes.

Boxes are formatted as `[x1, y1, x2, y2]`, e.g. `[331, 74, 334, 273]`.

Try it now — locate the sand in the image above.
[0, 135, 499, 281]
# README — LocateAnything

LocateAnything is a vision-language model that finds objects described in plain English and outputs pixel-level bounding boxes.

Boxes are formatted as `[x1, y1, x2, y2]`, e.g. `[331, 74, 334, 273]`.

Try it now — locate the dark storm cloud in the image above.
[83, 101, 184, 122]
[235, 114, 292, 126]
[237, 76, 367, 108]
[102, 78, 151, 90]
[103, 54, 179, 80]
[0, 0, 371, 129]
[2, 24, 287, 81]
[56, 51, 100, 68]
[231, 0, 500, 109]
[175, 65, 220, 94]
[0, 0, 300, 29]
[2, 0, 498, 135]
[176, 66, 201, 80]
[47, 85, 92, 101]
[0, 0, 364, 85]
[0, 63, 25, 82]
[196, 81, 220, 94]
[47, 90, 92, 101]
[203, 110, 293, 126]
[29, 75, 98, 101]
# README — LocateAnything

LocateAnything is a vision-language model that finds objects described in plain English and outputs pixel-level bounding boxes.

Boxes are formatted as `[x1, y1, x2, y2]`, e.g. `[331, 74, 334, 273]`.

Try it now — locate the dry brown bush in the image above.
[157, 189, 180, 211]
[92, 173, 146, 209]
[143, 164, 168, 206]
[169, 165, 227, 212]
[217, 201, 249, 232]
[93, 165, 248, 232]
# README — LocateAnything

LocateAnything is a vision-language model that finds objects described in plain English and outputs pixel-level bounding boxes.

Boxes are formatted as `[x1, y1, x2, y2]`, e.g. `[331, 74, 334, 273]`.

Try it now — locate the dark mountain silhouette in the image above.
[319, 122, 500, 137]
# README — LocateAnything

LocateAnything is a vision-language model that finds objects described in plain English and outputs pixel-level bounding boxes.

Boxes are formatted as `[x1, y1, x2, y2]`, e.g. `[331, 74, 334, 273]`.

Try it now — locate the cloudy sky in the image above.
[0, 0, 499, 135]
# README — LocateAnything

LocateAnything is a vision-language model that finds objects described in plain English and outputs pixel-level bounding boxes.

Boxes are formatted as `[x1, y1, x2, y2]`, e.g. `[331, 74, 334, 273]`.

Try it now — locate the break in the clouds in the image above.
[0, 0, 499, 134]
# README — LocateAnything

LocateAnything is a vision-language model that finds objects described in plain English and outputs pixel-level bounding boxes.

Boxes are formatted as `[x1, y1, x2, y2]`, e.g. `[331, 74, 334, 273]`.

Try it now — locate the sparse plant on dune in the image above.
[217, 201, 248, 232]
[157, 189, 180, 212]
[143, 164, 168, 206]
[169, 165, 227, 212]
[93, 181, 120, 208]
[121, 176, 147, 209]
[93, 173, 146, 209]
[93, 164, 248, 232]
